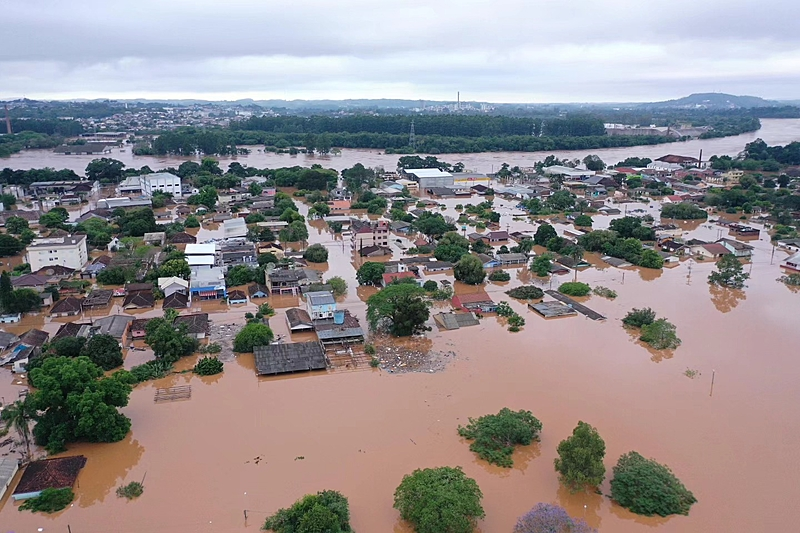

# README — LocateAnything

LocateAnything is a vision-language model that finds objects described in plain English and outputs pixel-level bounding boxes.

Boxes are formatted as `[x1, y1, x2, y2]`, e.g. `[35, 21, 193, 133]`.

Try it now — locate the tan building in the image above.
[351, 220, 389, 253]
[25, 235, 88, 272]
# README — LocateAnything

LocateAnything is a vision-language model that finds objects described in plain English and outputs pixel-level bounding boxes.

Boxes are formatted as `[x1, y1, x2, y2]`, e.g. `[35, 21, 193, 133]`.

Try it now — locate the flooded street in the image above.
[4, 118, 800, 174]
[1, 193, 798, 532]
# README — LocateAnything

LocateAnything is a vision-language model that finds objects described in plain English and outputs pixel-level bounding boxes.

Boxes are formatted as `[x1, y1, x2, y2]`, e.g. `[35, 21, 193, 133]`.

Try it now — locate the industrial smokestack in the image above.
[699, 149, 703, 165]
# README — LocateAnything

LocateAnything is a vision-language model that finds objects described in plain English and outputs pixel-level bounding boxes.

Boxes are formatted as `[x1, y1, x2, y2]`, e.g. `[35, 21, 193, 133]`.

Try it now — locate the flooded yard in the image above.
[1, 194, 799, 532]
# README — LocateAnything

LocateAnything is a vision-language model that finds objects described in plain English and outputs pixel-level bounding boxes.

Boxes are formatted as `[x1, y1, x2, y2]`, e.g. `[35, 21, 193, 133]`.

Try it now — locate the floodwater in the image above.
[4, 118, 800, 175]
[2, 196, 800, 532]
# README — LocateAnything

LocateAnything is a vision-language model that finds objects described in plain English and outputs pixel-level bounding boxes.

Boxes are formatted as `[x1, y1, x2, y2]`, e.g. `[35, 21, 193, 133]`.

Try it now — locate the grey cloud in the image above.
[2, 0, 800, 101]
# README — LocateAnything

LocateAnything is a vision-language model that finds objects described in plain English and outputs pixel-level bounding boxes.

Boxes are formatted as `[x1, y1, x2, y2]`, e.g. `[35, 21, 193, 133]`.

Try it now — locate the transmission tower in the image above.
[409, 120, 416, 151]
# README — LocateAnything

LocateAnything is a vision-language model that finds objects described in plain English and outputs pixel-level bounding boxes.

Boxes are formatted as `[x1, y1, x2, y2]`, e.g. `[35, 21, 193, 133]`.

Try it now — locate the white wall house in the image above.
[25, 235, 89, 272]
[118, 172, 182, 198]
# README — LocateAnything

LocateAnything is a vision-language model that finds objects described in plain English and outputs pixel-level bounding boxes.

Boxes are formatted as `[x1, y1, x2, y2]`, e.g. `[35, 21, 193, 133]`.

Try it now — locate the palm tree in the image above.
[1, 397, 36, 462]
[567, 245, 585, 282]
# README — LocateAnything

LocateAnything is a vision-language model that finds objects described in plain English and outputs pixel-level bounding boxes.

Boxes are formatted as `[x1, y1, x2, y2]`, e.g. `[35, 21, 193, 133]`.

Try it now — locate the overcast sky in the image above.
[4, 0, 800, 103]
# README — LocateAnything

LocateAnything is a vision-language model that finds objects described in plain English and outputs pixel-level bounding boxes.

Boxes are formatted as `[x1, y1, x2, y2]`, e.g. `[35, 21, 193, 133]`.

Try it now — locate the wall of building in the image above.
[26, 238, 88, 271]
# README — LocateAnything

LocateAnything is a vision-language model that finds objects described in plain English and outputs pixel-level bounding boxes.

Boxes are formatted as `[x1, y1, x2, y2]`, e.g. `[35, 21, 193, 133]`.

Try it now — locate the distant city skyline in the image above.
[4, 0, 800, 102]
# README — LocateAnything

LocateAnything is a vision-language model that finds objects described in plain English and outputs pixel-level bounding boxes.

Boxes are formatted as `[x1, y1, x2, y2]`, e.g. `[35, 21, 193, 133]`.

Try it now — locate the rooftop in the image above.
[306, 291, 336, 306]
[174, 313, 209, 335]
[92, 315, 134, 339]
[26, 235, 87, 249]
[162, 292, 189, 309]
[404, 168, 453, 178]
[254, 342, 327, 375]
[185, 243, 217, 255]
[13, 456, 87, 496]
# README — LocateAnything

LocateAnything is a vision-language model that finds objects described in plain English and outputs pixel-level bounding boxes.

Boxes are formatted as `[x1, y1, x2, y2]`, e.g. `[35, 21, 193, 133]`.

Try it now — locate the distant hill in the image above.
[644, 93, 780, 110]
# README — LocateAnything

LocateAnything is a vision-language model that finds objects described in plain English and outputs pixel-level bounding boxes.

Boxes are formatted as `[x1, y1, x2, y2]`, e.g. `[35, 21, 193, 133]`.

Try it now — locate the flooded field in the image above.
[1, 193, 800, 532]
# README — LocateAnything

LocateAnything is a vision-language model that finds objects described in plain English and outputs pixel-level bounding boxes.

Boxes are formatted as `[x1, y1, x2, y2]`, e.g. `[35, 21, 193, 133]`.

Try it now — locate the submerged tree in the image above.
[708, 254, 749, 289]
[610, 451, 697, 517]
[394, 466, 484, 533]
[554, 421, 606, 492]
[639, 319, 681, 350]
[263, 490, 353, 533]
[514, 503, 596, 533]
[0, 397, 36, 462]
[366, 282, 430, 337]
[458, 408, 542, 467]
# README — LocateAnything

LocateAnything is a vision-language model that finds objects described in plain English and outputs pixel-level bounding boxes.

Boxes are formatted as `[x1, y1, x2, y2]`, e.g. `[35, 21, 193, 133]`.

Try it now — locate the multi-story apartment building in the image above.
[25, 235, 89, 272]
[351, 220, 389, 253]
[118, 172, 182, 198]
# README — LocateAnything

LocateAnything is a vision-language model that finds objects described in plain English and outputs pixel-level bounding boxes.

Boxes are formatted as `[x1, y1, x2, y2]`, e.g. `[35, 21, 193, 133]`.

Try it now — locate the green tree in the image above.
[233, 322, 274, 352]
[414, 212, 456, 237]
[622, 308, 656, 327]
[279, 220, 309, 242]
[184, 215, 200, 228]
[639, 249, 664, 269]
[158, 259, 191, 279]
[19, 487, 74, 513]
[554, 421, 606, 492]
[263, 490, 353, 533]
[582, 154, 605, 171]
[0, 271, 12, 311]
[8, 289, 41, 313]
[29, 356, 132, 453]
[86, 157, 126, 183]
[5, 216, 29, 234]
[573, 214, 593, 227]
[394, 466, 484, 533]
[488, 270, 511, 282]
[506, 286, 544, 300]
[366, 283, 430, 336]
[458, 408, 542, 467]
[530, 254, 553, 277]
[0, 194, 17, 209]
[303, 243, 329, 263]
[0, 397, 36, 461]
[708, 254, 749, 288]
[196, 185, 219, 209]
[200, 157, 222, 175]
[81, 334, 123, 371]
[19, 229, 36, 246]
[610, 451, 697, 517]
[144, 310, 198, 363]
[533, 224, 557, 246]
[639, 319, 681, 350]
[356, 261, 386, 285]
[194, 356, 223, 376]
[558, 282, 591, 296]
[225, 265, 256, 286]
[0, 234, 23, 257]
[327, 276, 347, 297]
[454, 254, 486, 285]
[48, 336, 87, 359]
[471, 238, 490, 254]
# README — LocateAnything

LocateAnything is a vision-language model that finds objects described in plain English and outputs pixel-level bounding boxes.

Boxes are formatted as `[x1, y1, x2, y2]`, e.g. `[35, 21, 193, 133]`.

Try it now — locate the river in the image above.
[4, 118, 800, 175]
[1, 193, 799, 532]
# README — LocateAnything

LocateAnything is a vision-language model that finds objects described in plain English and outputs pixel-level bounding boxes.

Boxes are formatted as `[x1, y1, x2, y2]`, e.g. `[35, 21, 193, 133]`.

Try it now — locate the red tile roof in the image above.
[382, 272, 417, 285]
[14, 456, 87, 495]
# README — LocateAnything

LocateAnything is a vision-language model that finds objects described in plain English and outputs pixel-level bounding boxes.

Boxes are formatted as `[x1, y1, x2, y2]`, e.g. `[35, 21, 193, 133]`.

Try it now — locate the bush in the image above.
[458, 408, 542, 467]
[574, 214, 593, 227]
[303, 243, 329, 263]
[506, 286, 544, 300]
[622, 307, 656, 327]
[507, 314, 525, 332]
[263, 490, 353, 533]
[194, 356, 223, 376]
[184, 215, 200, 228]
[258, 302, 275, 317]
[234, 323, 274, 352]
[19, 487, 74, 513]
[514, 503, 596, 533]
[661, 202, 707, 220]
[129, 359, 173, 383]
[558, 282, 591, 296]
[554, 421, 606, 492]
[610, 451, 697, 516]
[488, 270, 511, 282]
[116, 481, 144, 499]
[592, 286, 617, 299]
[328, 276, 347, 297]
[364, 344, 376, 356]
[200, 343, 222, 354]
[454, 254, 486, 285]
[639, 319, 681, 350]
[422, 280, 438, 292]
[394, 466, 484, 533]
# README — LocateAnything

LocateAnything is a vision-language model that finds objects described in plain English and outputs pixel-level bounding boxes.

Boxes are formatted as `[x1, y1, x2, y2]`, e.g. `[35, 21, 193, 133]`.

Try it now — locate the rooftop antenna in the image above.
[409, 120, 416, 151]
[457, 92, 460, 111]
[4, 105, 11, 135]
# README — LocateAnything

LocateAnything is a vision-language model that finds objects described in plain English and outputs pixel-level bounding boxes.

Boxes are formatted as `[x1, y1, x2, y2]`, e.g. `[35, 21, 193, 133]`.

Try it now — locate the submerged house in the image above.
[451, 292, 497, 313]
[254, 342, 327, 375]
[12, 456, 87, 501]
[305, 291, 336, 320]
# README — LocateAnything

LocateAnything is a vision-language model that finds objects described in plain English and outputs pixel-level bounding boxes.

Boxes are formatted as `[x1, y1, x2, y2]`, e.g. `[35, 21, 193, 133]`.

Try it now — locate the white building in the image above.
[403, 168, 454, 189]
[117, 172, 182, 198]
[223, 218, 247, 239]
[25, 235, 89, 272]
[185, 243, 217, 272]
[543, 166, 596, 180]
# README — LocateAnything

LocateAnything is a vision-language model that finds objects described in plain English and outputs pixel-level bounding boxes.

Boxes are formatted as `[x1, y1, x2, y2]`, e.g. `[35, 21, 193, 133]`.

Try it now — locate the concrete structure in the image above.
[96, 197, 153, 209]
[25, 235, 88, 272]
[190, 267, 226, 300]
[185, 243, 217, 272]
[781, 252, 800, 272]
[223, 217, 248, 239]
[543, 166, 595, 180]
[351, 220, 389, 254]
[716, 238, 754, 258]
[118, 172, 182, 198]
[305, 291, 336, 320]
[403, 168, 455, 189]
[0, 457, 19, 502]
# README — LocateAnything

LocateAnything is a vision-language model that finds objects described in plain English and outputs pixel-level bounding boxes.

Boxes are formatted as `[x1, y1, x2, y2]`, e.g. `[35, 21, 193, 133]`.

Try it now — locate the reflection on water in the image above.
[708, 284, 747, 313]
[66, 433, 145, 507]
[556, 483, 604, 530]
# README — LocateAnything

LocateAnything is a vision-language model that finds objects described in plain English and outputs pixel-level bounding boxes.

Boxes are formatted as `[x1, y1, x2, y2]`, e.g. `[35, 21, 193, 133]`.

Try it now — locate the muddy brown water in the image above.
[1, 195, 799, 532]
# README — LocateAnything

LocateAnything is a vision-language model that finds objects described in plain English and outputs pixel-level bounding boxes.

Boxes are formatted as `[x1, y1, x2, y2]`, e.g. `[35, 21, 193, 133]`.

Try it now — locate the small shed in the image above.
[129, 318, 150, 339]
[452, 292, 496, 313]
[12, 455, 87, 501]
[254, 342, 327, 375]
[247, 283, 270, 299]
[530, 301, 577, 318]
[286, 308, 314, 332]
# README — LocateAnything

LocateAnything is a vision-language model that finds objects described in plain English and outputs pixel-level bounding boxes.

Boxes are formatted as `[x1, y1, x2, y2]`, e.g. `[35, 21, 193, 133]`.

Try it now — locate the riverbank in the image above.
[4, 118, 800, 175]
